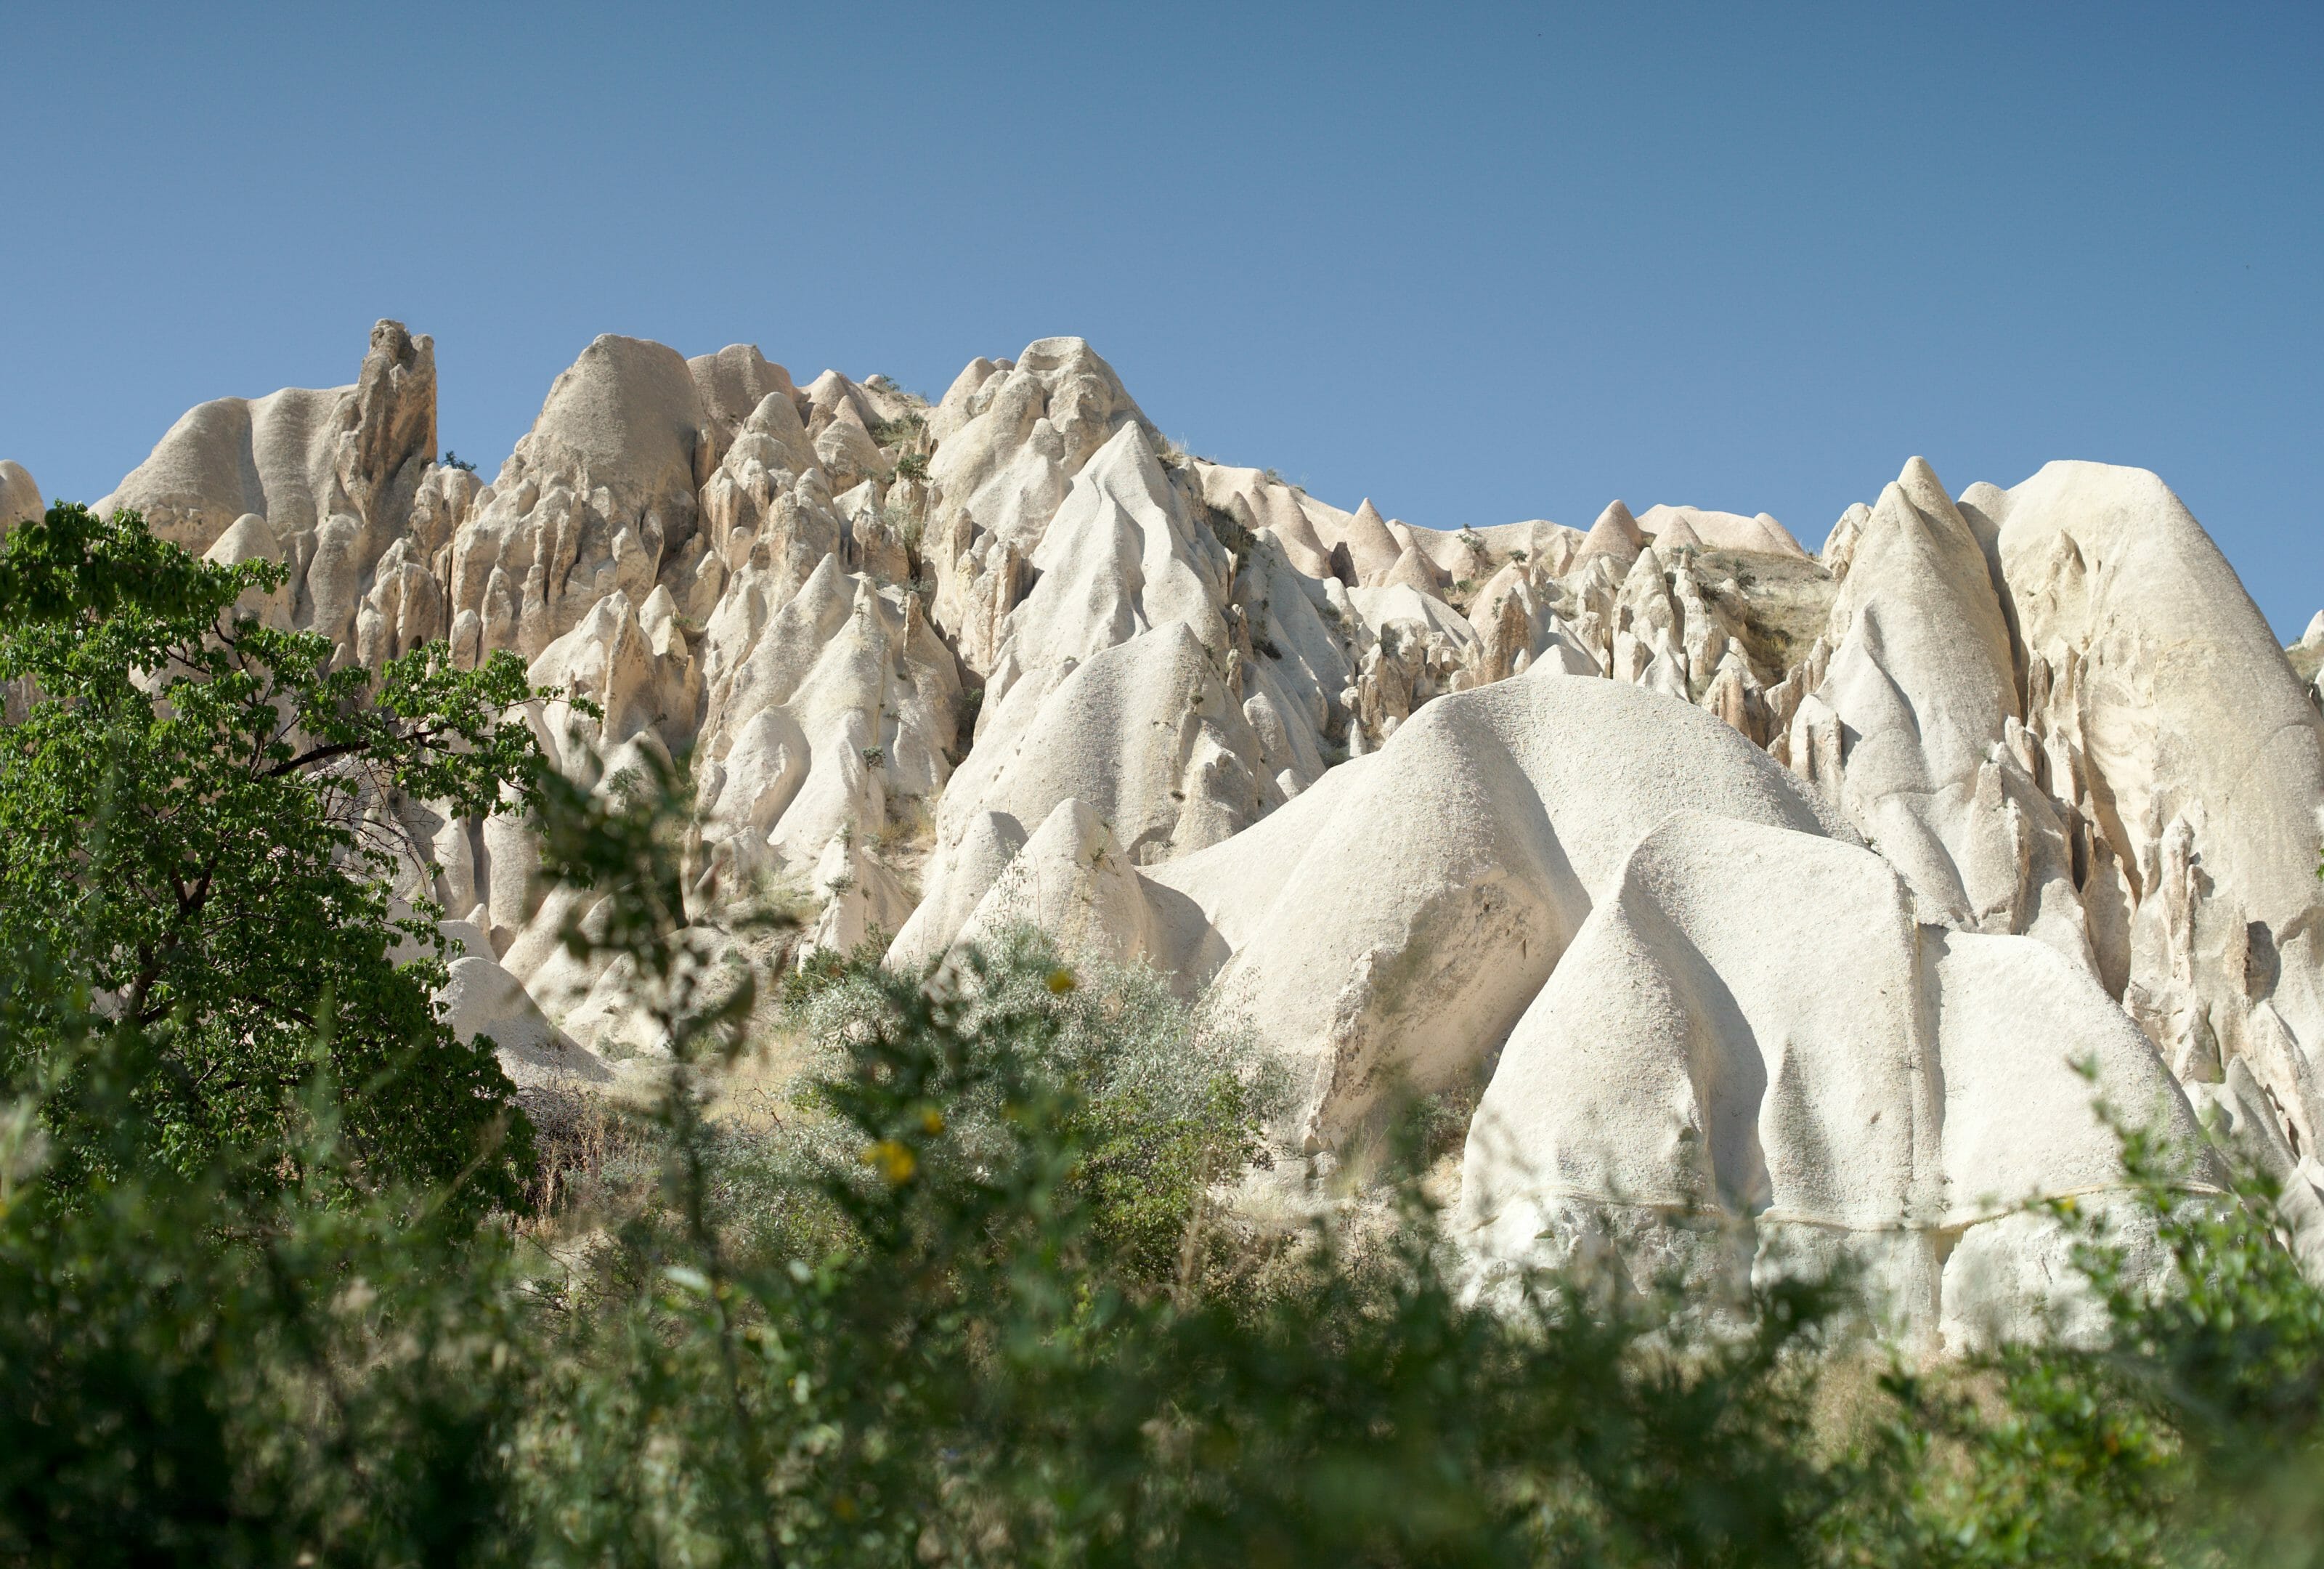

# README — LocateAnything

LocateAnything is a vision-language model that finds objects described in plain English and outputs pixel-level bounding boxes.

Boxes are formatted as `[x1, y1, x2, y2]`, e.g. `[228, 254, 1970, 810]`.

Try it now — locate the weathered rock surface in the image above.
[1460, 811, 2212, 1347]
[1810, 458, 2091, 967]
[0, 461, 41, 532]
[99, 320, 439, 653]
[1987, 463, 2324, 1143]
[1636, 503, 1808, 559]
[31, 320, 2323, 1347]
[1155, 672, 1849, 1156]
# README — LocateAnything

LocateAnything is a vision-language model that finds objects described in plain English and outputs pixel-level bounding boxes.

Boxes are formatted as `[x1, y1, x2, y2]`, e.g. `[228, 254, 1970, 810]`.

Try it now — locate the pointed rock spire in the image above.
[1339, 497, 1403, 585]
[1575, 500, 1646, 570]
[1654, 513, 1706, 551]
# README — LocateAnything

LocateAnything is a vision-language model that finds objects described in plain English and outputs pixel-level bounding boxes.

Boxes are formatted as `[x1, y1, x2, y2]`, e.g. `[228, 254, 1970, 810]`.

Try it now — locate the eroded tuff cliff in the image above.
[18, 319, 2324, 1347]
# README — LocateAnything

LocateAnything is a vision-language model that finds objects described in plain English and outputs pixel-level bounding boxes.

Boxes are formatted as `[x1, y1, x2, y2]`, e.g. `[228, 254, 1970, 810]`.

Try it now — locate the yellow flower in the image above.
[1045, 966, 1076, 994]
[862, 1139, 917, 1185]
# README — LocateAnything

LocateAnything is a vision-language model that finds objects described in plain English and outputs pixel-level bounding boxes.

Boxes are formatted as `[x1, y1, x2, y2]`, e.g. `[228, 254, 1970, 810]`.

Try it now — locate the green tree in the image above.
[0, 503, 547, 1209]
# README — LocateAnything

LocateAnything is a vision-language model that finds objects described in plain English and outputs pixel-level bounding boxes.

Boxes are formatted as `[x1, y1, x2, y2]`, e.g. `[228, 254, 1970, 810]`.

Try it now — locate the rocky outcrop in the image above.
[1986, 463, 2324, 1143]
[1636, 503, 1809, 559]
[1810, 458, 2091, 968]
[99, 320, 440, 654]
[1461, 810, 2211, 1347]
[446, 334, 711, 668]
[1156, 672, 1850, 1159]
[923, 338, 1151, 656]
[31, 322, 2322, 1345]
[0, 461, 41, 532]
[1574, 500, 1646, 572]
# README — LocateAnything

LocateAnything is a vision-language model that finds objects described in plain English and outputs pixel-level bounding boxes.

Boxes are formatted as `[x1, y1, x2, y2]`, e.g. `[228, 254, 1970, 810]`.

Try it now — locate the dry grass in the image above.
[871, 792, 938, 903]
[706, 1026, 821, 1129]
[517, 1078, 666, 1235]
[1698, 548, 1838, 682]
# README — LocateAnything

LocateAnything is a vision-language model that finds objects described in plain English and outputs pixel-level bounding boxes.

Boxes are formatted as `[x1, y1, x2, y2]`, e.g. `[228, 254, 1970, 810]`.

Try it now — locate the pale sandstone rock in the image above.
[1816, 458, 2092, 970]
[1460, 811, 2209, 1347]
[697, 421, 842, 627]
[978, 423, 1230, 721]
[688, 344, 802, 465]
[101, 321, 439, 654]
[889, 809, 1028, 973]
[1701, 646, 1768, 745]
[948, 798, 1174, 975]
[1636, 503, 1808, 559]
[689, 556, 956, 909]
[1647, 511, 1705, 551]
[1152, 673, 1849, 1158]
[438, 952, 614, 1090]
[0, 461, 40, 531]
[1572, 500, 1646, 572]
[203, 513, 295, 628]
[922, 338, 1149, 644]
[800, 829, 916, 960]
[1224, 531, 1354, 783]
[1325, 498, 1404, 587]
[1379, 542, 1445, 594]
[448, 334, 710, 664]
[927, 357, 1004, 446]
[1987, 461, 2324, 1148]
[1341, 584, 1482, 750]
[87, 327, 2324, 1331]
[1609, 546, 1690, 702]
[102, 320, 435, 558]
[813, 417, 885, 487]
[1399, 522, 1497, 585]
[890, 620, 1273, 971]
[1193, 462, 1337, 580]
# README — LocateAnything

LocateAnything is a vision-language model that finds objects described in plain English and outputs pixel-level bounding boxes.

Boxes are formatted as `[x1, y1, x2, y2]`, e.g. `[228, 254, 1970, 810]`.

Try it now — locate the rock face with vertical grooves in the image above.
[30, 320, 2324, 1347]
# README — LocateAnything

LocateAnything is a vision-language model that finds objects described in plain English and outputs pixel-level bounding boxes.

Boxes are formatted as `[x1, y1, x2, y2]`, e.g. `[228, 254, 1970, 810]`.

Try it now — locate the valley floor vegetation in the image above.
[7, 507, 2324, 1566]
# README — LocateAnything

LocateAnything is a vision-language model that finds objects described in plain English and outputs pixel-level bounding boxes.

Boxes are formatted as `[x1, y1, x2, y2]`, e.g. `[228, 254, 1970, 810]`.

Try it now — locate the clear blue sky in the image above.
[6, 2, 2319, 633]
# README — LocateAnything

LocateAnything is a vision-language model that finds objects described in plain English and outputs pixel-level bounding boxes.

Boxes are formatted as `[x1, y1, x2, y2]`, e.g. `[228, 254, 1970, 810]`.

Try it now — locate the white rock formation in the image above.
[0, 461, 40, 532]
[1155, 671, 1850, 1157]
[33, 321, 2322, 1345]
[1460, 811, 2213, 1347]
[1636, 503, 1809, 559]
[1574, 500, 1647, 572]
[1984, 463, 2324, 1138]
[1812, 458, 2091, 967]
[438, 947, 614, 1090]
[447, 333, 710, 668]
[99, 320, 439, 652]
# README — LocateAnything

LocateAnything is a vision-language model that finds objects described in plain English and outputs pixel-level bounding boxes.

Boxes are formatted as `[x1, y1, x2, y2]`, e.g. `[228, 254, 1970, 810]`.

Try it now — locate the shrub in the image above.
[0, 504, 548, 1212]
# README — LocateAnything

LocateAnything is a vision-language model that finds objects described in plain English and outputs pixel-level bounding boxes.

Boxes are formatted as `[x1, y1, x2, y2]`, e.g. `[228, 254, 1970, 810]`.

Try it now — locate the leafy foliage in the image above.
[0, 1053, 536, 1565]
[0, 503, 545, 1208]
